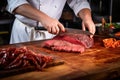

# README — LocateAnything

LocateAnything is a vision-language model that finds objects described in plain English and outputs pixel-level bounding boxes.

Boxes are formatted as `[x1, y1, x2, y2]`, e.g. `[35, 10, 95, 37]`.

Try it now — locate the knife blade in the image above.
[34, 26, 93, 35]
[60, 28, 93, 35]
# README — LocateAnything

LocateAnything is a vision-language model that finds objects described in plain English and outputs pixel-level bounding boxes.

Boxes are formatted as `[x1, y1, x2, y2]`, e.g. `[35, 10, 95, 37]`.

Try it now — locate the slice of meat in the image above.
[42, 33, 94, 53]
[0, 47, 53, 71]
[42, 40, 85, 53]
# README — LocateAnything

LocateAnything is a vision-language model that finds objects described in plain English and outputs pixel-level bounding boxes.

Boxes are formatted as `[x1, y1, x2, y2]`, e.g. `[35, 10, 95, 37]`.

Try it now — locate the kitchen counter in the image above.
[0, 35, 120, 80]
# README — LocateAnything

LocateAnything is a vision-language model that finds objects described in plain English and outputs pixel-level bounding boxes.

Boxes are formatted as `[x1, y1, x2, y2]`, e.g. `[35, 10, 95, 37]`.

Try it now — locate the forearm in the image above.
[78, 8, 92, 21]
[13, 4, 49, 23]
[13, 3, 65, 34]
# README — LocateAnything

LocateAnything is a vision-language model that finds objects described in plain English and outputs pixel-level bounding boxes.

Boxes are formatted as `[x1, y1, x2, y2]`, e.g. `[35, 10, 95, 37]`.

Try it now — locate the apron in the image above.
[10, 18, 56, 44]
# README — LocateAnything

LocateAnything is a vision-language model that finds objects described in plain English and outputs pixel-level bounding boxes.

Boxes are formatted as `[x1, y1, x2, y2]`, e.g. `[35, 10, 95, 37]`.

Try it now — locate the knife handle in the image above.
[35, 26, 47, 30]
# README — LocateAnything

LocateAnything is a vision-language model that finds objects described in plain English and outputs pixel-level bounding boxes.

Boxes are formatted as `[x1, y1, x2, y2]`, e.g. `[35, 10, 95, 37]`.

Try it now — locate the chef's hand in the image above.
[40, 15, 65, 34]
[82, 19, 95, 38]
[78, 9, 96, 38]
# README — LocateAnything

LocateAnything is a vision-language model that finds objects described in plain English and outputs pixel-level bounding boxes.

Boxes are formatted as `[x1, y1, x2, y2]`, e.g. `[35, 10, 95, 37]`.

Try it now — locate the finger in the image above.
[91, 25, 96, 35]
[90, 26, 96, 38]
[82, 22, 86, 31]
[58, 22, 65, 32]
[55, 26, 60, 34]
[90, 34, 94, 38]
[88, 27, 94, 38]
[89, 27, 93, 34]
[51, 26, 57, 34]
[47, 27, 52, 33]
[52, 26, 60, 34]
[86, 24, 94, 35]
[90, 28, 94, 37]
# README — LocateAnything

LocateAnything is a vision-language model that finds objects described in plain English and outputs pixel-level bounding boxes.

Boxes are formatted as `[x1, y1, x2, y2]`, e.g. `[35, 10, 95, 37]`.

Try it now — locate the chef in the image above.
[6, 0, 95, 44]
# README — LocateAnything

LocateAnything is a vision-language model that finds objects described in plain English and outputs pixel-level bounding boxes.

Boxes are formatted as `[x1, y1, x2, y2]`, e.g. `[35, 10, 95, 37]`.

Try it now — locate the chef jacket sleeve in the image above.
[6, 0, 29, 14]
[67, 0, 91, 17]
[6, 0, 37, 27]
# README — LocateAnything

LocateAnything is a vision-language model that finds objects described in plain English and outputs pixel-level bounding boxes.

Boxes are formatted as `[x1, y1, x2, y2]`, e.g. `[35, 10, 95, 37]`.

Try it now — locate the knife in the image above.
[35, 26, 93, 35]
[60, 28, 93, 35]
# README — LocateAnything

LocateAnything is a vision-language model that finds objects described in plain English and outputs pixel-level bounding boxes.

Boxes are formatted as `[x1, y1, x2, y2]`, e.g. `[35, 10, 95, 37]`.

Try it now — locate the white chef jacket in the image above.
[7, 0, 90, 44]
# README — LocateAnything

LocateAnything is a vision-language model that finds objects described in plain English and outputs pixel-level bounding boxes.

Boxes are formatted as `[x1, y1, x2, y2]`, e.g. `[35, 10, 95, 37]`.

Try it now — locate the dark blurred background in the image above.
[0, 0, 120, 45]
[0, 0, 14, 45]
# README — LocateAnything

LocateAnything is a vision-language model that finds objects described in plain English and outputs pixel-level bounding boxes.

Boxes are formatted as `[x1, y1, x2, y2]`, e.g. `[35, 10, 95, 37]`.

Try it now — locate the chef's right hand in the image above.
[12, 4, 65, 34]
[40, 16, 65, 34]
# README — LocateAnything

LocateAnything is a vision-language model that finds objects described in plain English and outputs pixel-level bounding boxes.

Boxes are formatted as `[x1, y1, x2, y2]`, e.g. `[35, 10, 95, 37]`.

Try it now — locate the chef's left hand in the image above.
[78, 9, 96, 38]
[82, 19, 95, 38]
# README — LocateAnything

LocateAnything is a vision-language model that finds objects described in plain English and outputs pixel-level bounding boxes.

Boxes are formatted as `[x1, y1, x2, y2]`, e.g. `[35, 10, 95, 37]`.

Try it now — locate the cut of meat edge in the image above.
[42, 40, 85, 53]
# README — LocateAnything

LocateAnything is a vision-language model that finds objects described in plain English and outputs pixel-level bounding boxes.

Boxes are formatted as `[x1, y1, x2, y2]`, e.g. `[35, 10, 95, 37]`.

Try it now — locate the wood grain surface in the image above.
[0, 35, 120, 80]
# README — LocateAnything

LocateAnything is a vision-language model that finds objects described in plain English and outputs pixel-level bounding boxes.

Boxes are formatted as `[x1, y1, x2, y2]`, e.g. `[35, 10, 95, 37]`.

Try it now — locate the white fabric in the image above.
[7, 0, 90, 44]
[10, 19, 55, 44]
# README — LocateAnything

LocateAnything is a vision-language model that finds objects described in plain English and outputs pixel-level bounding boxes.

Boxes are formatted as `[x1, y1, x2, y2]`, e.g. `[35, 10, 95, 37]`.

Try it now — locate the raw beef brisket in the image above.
[42, 33, 94, 53]
[53, 33, 93, 48]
